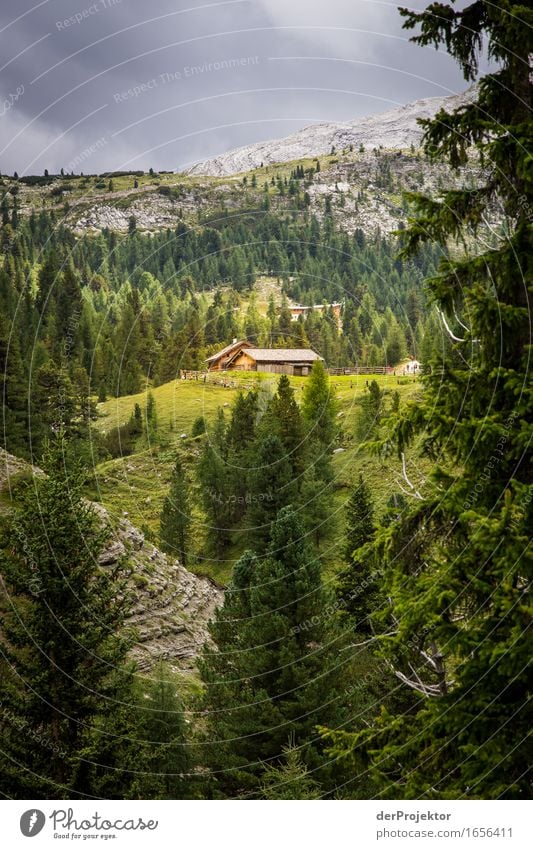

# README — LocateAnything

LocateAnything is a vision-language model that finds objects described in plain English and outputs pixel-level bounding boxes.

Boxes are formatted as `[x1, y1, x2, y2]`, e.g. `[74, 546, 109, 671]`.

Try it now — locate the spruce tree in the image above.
[197, 409, 232, 553]
[160, 456, 191, 566]
[302, 360, 337, 480]
[259, 742, 322, 799]
[355, 378, 383, 441]
[200, 508, 346, 797]
[145, 390, 158, 439]
[247, 431, 297, 546]
[126, 664, 191, 799]
[269, 375, 306, 478]
[0, 334, 29, 458]
[0, 437, 135, 798]
[336, 474, 378, 631]
[326, 1, 532, 798]
[226, 390, 258, 522]
[299, 464, 334, 549]
[343, 474, 374, 561]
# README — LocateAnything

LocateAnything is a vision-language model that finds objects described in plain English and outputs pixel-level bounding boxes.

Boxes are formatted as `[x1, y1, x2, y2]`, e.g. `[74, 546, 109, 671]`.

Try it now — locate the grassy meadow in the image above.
[91, 370, 425, 585]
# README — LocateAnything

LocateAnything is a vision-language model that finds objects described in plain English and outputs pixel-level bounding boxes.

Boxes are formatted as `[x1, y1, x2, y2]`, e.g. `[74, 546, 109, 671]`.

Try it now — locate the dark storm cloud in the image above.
[0, 0, 473, 175]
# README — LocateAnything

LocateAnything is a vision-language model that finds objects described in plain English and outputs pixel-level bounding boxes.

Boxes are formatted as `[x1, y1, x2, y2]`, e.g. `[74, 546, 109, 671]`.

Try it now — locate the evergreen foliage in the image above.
[159, 456, 191, 566]
[325, 1, 533, 798]
[126, 664, 191, 799]
[199, 507, 347, 797]
[336, 475, 378, 631]
[259, 742, 322, 799]
[0, 198, 436, 458]
[246, 431, 297, 546]
[197, 409, 233, 552]
[0, 437, 135, 797]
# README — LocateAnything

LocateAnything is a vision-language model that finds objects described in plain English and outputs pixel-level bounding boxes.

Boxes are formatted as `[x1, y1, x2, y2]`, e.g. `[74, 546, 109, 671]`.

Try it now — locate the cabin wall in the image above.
[254, 362, 296, 375]
[230, 351, 257, 371]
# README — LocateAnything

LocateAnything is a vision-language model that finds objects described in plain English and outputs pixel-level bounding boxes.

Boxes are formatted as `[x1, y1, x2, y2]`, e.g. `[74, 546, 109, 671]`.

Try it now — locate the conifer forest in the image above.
[0, 0, 531, 811]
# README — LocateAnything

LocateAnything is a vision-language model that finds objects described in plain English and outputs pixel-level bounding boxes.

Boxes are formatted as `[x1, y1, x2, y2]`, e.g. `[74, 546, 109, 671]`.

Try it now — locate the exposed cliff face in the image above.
[93, 503, 222, 672]
[186, 88, 477, 177]
[0, 450, 222, 673]
[63, 87, 480, 240]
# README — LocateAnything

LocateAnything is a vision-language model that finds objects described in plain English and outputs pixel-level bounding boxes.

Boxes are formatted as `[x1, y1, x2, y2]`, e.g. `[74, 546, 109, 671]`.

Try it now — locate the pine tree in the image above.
[385, 321, 407, 365]
[0, 334, 29, 458]
[225, 390, 258, 521]
[0, 437, 135, 797]
[269, 375, 306, 478]
[260, 742, 321, 799]
[160, 456, 191, 566]
[355, 379, 383, 441]
[126, 664, 191, 799]
[199, 508, 346, 797]
[299, 464, 334, 549]
[336, 475, 378, 631]
[343, 474, 374, 561]
[56, 265, 82, 342]
[145, 390, 158, 440]
[326, 1, 532, 799]
[302, 360, 337, 478]
[247, 431, 297, 546]
[197, 409, 233, 553]
[36, 248, 61, 315]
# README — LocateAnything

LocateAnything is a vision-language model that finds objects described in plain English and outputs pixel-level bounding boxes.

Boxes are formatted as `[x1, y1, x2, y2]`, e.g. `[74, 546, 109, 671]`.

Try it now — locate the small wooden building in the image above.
[403, 359, 421, 375]
[205, 339, 253, 371]
[206, 341, 323, 375]
[287, 302, 343, 328]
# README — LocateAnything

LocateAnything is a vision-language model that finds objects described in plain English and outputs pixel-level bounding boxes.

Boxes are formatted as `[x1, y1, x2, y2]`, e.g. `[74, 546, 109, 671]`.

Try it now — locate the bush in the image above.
[50, 184, 72, 196]
[191, 416, 206, 437]
[102, 417, 138, 458]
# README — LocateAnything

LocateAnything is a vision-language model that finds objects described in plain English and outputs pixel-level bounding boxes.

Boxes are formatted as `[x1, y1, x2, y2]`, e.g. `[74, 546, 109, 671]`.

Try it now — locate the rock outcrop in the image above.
[0, 450, 222, 672]
[94, 503, 222, 671]
[186, 87, 477, 177]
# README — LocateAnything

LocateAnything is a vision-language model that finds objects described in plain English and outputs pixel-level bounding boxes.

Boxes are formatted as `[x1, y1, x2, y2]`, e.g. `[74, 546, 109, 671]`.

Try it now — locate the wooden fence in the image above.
[326, 366, 394, 376]
[180, 366, 396, 383]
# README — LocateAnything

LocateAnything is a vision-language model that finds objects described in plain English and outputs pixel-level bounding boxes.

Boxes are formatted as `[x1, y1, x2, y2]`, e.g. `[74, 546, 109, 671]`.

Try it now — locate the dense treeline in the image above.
[0, 367, 406, 799]
[0, 0, 530, 803]
[0, 191, 440, 461]
[193, 364, 337, 556]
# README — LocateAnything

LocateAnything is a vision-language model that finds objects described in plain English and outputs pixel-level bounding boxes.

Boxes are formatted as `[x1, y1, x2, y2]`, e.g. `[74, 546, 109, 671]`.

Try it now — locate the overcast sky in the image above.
[0, 0, 477, 175]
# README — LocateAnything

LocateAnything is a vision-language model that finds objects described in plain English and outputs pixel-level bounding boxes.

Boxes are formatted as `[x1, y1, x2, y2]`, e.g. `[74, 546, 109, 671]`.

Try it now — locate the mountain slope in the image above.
[0, 449, 222, 673]
[187, 88, 476, 177]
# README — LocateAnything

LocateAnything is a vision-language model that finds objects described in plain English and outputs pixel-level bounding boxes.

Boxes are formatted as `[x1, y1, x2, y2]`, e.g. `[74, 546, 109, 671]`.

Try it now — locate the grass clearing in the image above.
[91, 371, 424, 586]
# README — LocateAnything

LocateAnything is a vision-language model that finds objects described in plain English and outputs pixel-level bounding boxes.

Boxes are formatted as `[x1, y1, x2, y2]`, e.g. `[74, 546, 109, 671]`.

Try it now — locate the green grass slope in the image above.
[92, 371, 425, 584]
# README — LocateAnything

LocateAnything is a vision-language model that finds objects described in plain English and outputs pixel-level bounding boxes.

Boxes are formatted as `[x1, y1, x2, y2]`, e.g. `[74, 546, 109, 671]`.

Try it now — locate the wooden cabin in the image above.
[205, 339, 253, 371]
[206, 341, 323, 375]
[287, 302, 343, 327]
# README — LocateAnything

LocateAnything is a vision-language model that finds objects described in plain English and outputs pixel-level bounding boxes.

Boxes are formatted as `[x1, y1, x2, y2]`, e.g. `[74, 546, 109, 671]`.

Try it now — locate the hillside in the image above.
[187, 87, 476, 176]
[0, 449, 222, 673]
[4, 86, 482, 241]
[92, 370, 427, 585]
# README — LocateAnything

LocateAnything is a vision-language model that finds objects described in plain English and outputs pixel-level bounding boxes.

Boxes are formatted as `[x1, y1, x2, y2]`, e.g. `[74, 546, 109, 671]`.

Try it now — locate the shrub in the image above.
[102, 420, 135, 458]
[191, 416, 206, 437]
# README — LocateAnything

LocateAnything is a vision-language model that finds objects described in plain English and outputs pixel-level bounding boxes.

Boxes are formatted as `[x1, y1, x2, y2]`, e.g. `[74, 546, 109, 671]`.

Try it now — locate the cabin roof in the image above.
[244, 348, 322, 363]
[205, 339, 252, 363]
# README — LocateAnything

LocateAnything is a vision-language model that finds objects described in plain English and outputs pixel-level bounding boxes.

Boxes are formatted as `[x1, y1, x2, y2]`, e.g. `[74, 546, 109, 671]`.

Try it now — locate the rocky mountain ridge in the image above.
[187, 87, 476, 177]
[10, 86, 481, 239]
